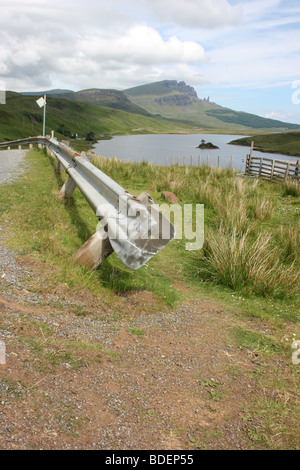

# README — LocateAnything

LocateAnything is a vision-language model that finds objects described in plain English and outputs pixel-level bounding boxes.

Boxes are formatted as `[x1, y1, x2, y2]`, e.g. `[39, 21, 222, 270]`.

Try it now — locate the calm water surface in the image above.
[93, 134, 298, 172]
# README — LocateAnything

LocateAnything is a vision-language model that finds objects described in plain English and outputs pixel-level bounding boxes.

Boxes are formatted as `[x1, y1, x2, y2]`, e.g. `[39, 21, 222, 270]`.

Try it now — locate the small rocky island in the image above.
[196, 139, 219, 149]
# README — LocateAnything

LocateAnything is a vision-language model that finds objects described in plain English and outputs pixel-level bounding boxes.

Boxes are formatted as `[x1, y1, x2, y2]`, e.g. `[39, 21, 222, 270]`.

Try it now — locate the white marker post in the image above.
[36, 94, 47, 137]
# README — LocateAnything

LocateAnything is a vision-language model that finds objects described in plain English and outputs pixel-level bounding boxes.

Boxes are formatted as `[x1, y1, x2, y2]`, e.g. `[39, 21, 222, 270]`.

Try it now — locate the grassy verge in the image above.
[92, 154, 299, 315]
[0, 147, 299, 449]
[1, 147, 299, 317]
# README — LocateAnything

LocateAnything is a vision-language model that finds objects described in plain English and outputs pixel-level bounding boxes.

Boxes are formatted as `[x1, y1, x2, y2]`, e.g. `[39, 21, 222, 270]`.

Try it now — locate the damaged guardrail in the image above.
[0, 136, 175, 270]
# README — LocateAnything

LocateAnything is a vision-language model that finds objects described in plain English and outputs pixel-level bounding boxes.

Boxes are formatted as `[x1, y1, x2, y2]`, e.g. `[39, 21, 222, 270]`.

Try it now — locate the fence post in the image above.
[270, 159, 275, 181]
[231, 155, 233, 169]
[285, 162, 291, 182]
[295, 160, 299, 181]
[259, 158, 263, 177]
[250, 141, 254, 158]
[246, 154, 250, 173]
[217, 156, 220, 168]
[198, 155, 201, 167]
[207, 155, 210, 167]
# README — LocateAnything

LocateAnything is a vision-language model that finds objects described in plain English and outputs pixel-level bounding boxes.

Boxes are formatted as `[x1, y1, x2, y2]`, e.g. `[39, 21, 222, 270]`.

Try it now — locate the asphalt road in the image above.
[0, 149, 28, 185]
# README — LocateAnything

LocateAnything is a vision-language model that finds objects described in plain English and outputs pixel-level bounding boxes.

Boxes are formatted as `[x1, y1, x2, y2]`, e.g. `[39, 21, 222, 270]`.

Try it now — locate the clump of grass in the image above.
[232, 326, 285, 354]
[281, 179, 300, 197]
[128, 327, 145, 337]
[251, 197, 275, 221]
[278, 222, 300, 261]
[196, 226, 299, 299]
[214, 194, 250, 234]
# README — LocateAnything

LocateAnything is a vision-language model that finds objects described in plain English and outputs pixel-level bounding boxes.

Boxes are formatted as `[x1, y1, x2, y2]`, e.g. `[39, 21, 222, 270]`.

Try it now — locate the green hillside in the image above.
[229, 131, 300, 157]
[125, 81, 300, 132]
[0, 91, 199, 145]
[52, 89, 152, 116]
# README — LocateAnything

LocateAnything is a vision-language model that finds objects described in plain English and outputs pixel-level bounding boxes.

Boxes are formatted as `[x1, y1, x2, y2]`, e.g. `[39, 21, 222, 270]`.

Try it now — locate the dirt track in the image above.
[0, 243, 267, 450]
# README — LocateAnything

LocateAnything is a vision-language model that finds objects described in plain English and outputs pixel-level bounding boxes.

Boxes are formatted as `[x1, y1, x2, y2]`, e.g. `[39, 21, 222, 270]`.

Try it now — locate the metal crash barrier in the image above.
[0, 136, 175, 270]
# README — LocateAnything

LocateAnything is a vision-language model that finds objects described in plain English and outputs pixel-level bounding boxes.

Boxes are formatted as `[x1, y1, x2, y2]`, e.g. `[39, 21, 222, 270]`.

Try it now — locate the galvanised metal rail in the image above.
[0, 136, 175, 270]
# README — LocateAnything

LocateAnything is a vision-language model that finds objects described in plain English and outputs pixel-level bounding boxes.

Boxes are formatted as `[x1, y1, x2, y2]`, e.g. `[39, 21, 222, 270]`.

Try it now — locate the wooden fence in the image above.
[166, 154, 234, 169]
[245, 154, 300, 182]
[243, 140, 299, 182]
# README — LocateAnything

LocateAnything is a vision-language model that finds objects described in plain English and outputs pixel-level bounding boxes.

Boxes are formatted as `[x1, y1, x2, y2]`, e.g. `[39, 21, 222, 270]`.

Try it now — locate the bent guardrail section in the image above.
[0, 136, 175, 270]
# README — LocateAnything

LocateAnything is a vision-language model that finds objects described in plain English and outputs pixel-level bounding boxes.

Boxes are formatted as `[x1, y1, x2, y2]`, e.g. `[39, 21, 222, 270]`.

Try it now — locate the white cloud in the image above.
[265, 111, 300, 125]
[139, 0, 243, 28]
[0, 1, 208, 91]
[78, 26, 207, 65]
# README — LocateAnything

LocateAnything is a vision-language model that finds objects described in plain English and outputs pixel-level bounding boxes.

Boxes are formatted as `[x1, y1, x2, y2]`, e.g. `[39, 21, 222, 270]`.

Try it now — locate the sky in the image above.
[1, 0, 300, 123]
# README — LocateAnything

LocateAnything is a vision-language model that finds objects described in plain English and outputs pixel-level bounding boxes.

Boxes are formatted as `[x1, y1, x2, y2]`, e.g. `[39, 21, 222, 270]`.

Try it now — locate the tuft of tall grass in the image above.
[278, 222, 300, 262]
[196, 226, 299, 299]
[281, 179, 300, 197]
[250, 197, 275, 221]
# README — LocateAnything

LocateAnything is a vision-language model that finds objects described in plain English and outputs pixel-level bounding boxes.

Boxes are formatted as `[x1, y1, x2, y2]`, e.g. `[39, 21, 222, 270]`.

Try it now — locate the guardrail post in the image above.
[56, 161, 63, 174]
[73, 227, 114, 270]
[58, 176, 77, 199]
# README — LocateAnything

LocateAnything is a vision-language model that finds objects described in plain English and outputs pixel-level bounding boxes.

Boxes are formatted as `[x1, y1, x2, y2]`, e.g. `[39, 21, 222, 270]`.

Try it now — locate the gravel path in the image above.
[0, 149, 28, 184]
[0, 149, 30, 294]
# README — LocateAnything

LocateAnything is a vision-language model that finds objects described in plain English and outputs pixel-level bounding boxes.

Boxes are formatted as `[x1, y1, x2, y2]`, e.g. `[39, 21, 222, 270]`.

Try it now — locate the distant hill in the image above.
[0, 91, 198, 143]
[22, 88, 152, 116]
[124, 80, 300, 132]
[19, 81, 300, 133]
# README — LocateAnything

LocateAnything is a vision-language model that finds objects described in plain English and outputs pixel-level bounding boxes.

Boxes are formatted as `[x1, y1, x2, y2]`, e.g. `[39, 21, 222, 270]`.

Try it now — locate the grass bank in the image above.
[1, 147, 299, 318]
[229, 131, 300, 157]
[0, 147, 299, 449]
